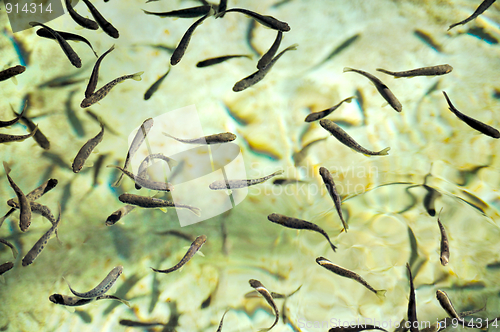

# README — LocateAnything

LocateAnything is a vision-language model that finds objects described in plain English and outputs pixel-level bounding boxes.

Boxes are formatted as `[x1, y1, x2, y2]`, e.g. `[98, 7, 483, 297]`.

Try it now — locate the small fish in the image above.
[216, 310, 230, 332]
[7, 200, 56, 225]
[343, 67, 402, 112]
[82, 0, 119, 38]
[316, 257, 386, 297]
[272, 178, 307, 186]
[143, 6, 212, 18]
[72, 124, 105, 173]
[64, 0, 99, 30]
[29, 22, 82, 68]
[436, 290, 463, 321]
[0, 65, 25, 82]
[144, 67, 171, 100]
[257, 31, 283, 70]
[85, 110, 120, 136]
[50, 294, 128, 307]
[448, 0, 496, 31]
[407, 263, 418, 332]
[319, 167, 347, 232]
[293, 137, 328, 166]
[163, 131, 236, 144]
[66, 265, 123, 299]
[423, 185, 440, 216]
[171, 10, 213, 66]
[329, 326, 388, 332]
[119, 320, 165, 327]
[26, 178, 59, 201]
[0, 262, 14, 276]
[107, 165, 174, 191]
[209, 170, 284, 190]
[136, 153, 178, 189]
[245, 285, 301, 299]
[151, 235, 207, 273]
[3, 162, 31, 232]
[0, 238, 18, 259]
[436, 210, 450, 266]
[233, 44, 297, 92]
[80, 71, 144, 108]
[154, 229, 195, 242]
[311, 34, 360, 69]
[0, 102, 26, 127]
[85, 44, 115, 98]
[118, 193, 201, 216]
[105, 205, 136, 226]
[0, 128, 38, 144]
[197, 55, 252, 68]
[442, 91, 500, 138]
[268, 213, 337, 252]
[376, 65, 453, 78]
[224, 8, 290, 31]
[319, 119, 390, 156]
[11, 105, 50, 150]
[36, 28, 98, 57]
[249, 279, 279, 332]
[414, 30, 443, 53]
[304, 96, 355, 122]
[92, 153, 108, 186]
[21, 207, 61, 266]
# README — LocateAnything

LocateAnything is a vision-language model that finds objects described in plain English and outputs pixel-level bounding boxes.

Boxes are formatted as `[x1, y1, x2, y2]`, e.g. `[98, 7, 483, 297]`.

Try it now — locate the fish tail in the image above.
[287, 43, 299, 51]
[378, 147, 390, 155]
[375, 289, 387, 298]
[343, 67, 354, 73]
[272, 170, 284, 176]
[328, 239, 337, 253]
[2, 161, 11, 174]
[189, 207, 201, 217]
[131, 71, 144, 81]
[112, 173, 124, 187]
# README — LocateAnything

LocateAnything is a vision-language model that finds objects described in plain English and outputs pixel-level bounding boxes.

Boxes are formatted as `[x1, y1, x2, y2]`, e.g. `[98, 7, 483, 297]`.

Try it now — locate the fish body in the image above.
[85, 44, 115, 98]
[136, 153, 178, 189]
[437, 211, 450, 266]
[0, 238, 18, 259]
[36, 28, 98, 57]
[72, 124, 105, 173]
[316, 257, 386, 297]
[376, 65, 452, 78]
[49, 294, 127, 306]
[3, 162, 31, 232]
[319, 167, 347, 232]
[80, 71, 143, 108]
[118, 193, 200, 216]
[144, 68, 171, 100]
[305, 96, 355, 122]
[0, 262, 14, 276]
[224, 8, 290, 31]
[12, 107, 50, 150]
[105, 205, 136, 226]
[0, 129, 38, 144]
[163, 131, 236, 144]
[119, 320, 165, 327]
[66, 265, 123, 298]
[423, 185, 440, 216]
[64, 0, 99, 30]
[143, 6, 211, 18]
[249, 279, 279, 332]
[257, 31, 283, 70]
[442, 91, 500, 138]
[0, 65, 25, 82]
[448, 0, 496, 31]
[320, 119, 390, 156]
[343, 67, 402, 112]
[171, 11, 213, 65]
[216, 310, 230, 332]
[26, 178, 58, 201]
[268, 213, 337, 252]
[407, 263, 419, 332]
[7, 200, 56, 225]
[107, 165, 174, 191]
[436, 290, 462, 321]
[151, 235, 207, 273]
[82, 0, 119, 38]
[209, 170, 283, 190]
[197, 55, 252, 67]
[1, 103, 26, 128]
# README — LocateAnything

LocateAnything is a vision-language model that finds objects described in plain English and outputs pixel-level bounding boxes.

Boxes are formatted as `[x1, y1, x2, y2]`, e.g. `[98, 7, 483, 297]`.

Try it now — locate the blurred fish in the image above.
[11, 102, 50, 150]
[448, 0, 496, 31]
[85, 44, 115, 98]
[246, 19, 261, 56]
[135, 152, 177, 189]
[376, 65, 452, 78]
[92, 153, 108, 186]
[304, 96, 355, 122]
[293, 137, 328, 166]
[414, 30, 443, 53]
[0, 103, 26, 127]
[249, 279, 279, 332]
[85, 110, 120, 136]
[118, 193, 201, 216]
[272, 178, 307, 185]
[82, 0, 119, 38]
[224, 8, 290, 31]
[105, 205, 135, 226]
[3, 162, 31, 232]
[0, 65, 25, 82]
[407, 263, 418, 332]
[119, 320, 165, 327]
[3, 28, 30, 66]
[319, 167, 347, 232]
[311, 34, 360, 69]
[107, 165, 174, 191]
[144, 67, 171, 100]
[36, 28, 98, 57]
[65, 265, 123, 298]
[467, 26, 499, 44]
[257, 31, 282, 70]
[0, 238, 18, 259]
[151, 235, 207, 273]
[64, 0, 99, 30]
[143, 6, 212, 18]
[197, 55, 252, 68]
[437, 210, 450, 266]
[210, 170, 283, 190]
[154, 229, 195, 242]
[163, 131, 236, 144]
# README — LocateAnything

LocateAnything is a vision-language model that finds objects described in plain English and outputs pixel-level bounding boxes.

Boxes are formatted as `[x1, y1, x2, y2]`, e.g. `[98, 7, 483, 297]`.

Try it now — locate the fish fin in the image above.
[225, 189, 232, 196]
[159, 208, 168, 213]
[195, 250, 205, 257]
[377, 147, 390, 156]
[345, 96, 356, 103]
[376, 289, 387, 299]
[84, 161, 94, 167]
[3, 161, 11, 174]
[190, 207, 201, 217]
[132, 71, 144, 81]
[11, 76, 18, 85]
[272, 170, 285, 176]
[92, 148, 100, 154]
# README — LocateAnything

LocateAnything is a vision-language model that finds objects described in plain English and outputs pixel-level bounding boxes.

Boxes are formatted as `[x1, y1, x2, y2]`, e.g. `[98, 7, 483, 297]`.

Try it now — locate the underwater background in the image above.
[1, 0, 500, 331]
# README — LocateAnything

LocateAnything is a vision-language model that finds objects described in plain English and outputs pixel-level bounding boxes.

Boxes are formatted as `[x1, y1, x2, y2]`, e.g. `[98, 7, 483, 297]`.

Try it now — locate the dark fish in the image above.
[467, 26, 499, 44]
[312, 34, 360, 69]
[423, 185, 440, 216]
[171, 11, 213, 66]
[249, 279, 279, 331]
[304, 96, 355, 122]
[36, 28, 98, 57]
[154, 229, 195, 242]
[376, 65, 453, 78]
[85, 44, 115, 98]
[0, 262, 14, 276]
[209, 170, 283, 190]
[436, 209, 449, 266]
[82, 0, 119, 38]
[3, 162, 31, 232]
[72, 124, 105, 173]
[105, 205, 135, 226]
[224, 8, 290, 31]
[65, 90, 86, 137]
[216, 310, 230, 332]
[0, 102, 26, 127]
[66, 265, 123, 298]
[257, 31, 283, 70]
[0, 238, 18, 259]
[85, 110, 120, 136]
[151, 235, 207, 273]
[80, 71, 144, 108]
[163, 131, 236, 144]
[92, 153, 108, 186]
[107, 165, 174, 191]
[317, 257, 386, 297]
[319, 167, 347, 232]
[197, 55, 252, 68]
[343, 67, 402, 112]
[246, 19, 261, 56]
[144, 67, 171, 100]
[414, 30, 443, 53]
[29, 22, 82, 68]
[26, 179, 58, 201]
[50, 294, 129, 307]
[0, 127, 38, 144]
[118, 193, 201, 216]
[329, 326, 388, 332]
[11, 104, 50, 150]
[7, 200, 56, 226]
[406, 263, 418, 332]
[143, 6, 212, 18]
[442, 91, 500, 138]
[448, 0, 496, 31]
[268, 213, 337, 252]
[0, 65, 25, 82]
[272, 178, 307, 185]
[64, 0, 99, 30]
[119, 320, 165, 327]
[320, 119, 390, 156]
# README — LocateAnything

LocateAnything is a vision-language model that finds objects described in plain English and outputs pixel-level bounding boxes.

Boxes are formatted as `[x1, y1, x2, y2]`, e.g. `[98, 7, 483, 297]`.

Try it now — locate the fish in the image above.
[29, 22, 82, 68]
[92, 153, 108, 186]
[448, 0, 496, 31]
[36, 28, 99, 57]
[143, 6, 212, 18]
[151, 235, 207, 273]
[3, 162, 31, 232]
[216, 310, 230, 332]
[233, 44, 298, 92]
[343, 67, 402, 112]
[406, 263, 418, 332]
[293, 137, 328, 166]
[436, 290, 463, 321]
[249, 279, 279, 332]
[245, 285, 302, 299]
[21, 207, 61, 266]
[144, 67, 171, 100]
[64, 0, 99, 30]
[7, 200, 56, 226]
[423, 185, 440, 216]
[107, 165, 174, 191]
[268, 213, 337, 252]
[414, 30, 443, 53]
[442, 91, 500, 138]
[135, 153, 178, 189]
[11, 105, 50, 150]
[154, 229, 195, 242]
[436, 209, 450, 266]
[272, 178, 308, 186]
[85, 110, 120, 136]
[316, 257, 386, 297]
[105, 205, 136, 226]
[376, 65, 453, 78]
[224, 8, 290, 31]
[72, 124, 105, 173]
[85, 44, 115, 98]
[80, 71, 144, 108]
[171, 10, 213, 66]
[0, 102, 26, 127]
[118, 193, 201, 216]
[113, 118, 154, 187]
[197, 55, 252, 68]
[257, 31, 283, 70]
[119, 320, 165, 327]
[50, 294, 129, 307]
[319, 167, 347, 232]
[319, 119, 390, 156]
[0, 262, 14, 276]
[209, 170, 284, 190]
[65, 265, 123, 299]
[163, 131, 236, 144]
[0, 65, 25, 82]
[304, 96, 355, 122]
[82, 0, 119, 38]
[329, 326, 388, 332]
[65, 90, 86, 137]
[0, 238, 18, 259]
[311, 34, 360, 69]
